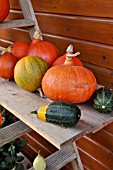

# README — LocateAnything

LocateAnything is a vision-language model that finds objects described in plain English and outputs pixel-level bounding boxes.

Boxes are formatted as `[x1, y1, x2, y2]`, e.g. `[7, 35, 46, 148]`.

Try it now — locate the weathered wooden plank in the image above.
[78, 149, 110, 170]
[1, 27, 113, 70]
[87, 129, 113, 152]
[19, 0, 42, 39]
[0, 120, 31, 146]
[10, 0, 113, 18]
[22, 132, 56, 156]
[0, 19, 35, 30]
[7, 11, 113, 45]
[0, 79, 113, 149]
[85, 63, 113, 89]
[77, 137, 113, 170]
[0, 79, 91, 149]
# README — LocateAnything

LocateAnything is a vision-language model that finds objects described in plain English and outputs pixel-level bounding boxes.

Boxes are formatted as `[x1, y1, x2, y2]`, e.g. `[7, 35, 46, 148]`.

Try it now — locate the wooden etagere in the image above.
[0, 0, 83, 169]
[0, 1, 113, 170]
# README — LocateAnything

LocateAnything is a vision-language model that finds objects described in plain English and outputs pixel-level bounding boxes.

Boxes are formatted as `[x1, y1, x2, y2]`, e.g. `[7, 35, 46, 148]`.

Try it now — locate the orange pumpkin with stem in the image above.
[42, 52, 97, 103]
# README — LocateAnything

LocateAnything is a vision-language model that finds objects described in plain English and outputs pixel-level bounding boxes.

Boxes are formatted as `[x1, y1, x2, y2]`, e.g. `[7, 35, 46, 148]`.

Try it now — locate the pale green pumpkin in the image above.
[14, 56, 48, 92]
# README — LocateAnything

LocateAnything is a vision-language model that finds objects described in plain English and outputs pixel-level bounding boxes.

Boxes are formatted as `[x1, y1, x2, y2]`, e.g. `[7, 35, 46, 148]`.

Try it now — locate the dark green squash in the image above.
[93, 87, 113, 114]
[31, 101, 81, 127]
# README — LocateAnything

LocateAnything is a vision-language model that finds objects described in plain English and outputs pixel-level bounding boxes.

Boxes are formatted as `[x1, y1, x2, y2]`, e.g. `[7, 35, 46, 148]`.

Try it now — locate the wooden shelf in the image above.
[29, 143, 77, 170]
[0, 120, 31, 147]
[0, 19, 35, 30]
[0, 79, 113, 149]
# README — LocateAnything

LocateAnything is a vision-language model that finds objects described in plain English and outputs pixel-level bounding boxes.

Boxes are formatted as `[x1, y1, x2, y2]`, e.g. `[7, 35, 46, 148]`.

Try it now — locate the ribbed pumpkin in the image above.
[42, 53, 97, 103]
[0, 0, 10, 22]
[27, 30, 60, 67]
[14, 56, 48, 92]
[0, 46, 18, 80]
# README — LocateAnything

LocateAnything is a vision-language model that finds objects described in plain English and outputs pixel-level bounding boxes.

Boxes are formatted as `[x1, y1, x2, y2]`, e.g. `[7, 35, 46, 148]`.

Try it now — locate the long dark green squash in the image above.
[31, 101, 81, 127]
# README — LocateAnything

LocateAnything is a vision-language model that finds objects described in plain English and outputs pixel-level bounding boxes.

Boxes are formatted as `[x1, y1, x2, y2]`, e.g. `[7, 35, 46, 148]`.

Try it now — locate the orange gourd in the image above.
[0, 47, 18, 80]
[12, 42, 30, 59]
[27, 30, 60, 67]
[52, 44, 83, 66]
[0, 0, 10, 22]
[42, 53, 97, 103]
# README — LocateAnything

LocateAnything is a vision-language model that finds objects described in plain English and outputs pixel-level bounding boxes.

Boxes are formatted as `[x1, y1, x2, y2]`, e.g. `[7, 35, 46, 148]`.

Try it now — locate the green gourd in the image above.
[14, 56, 48, 92]
[31, 101, 81, 127]
[93, 87, 113, 113]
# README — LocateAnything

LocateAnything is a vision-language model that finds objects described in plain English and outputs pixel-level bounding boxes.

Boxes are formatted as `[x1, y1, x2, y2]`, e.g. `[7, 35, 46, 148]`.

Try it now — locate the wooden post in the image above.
[19, 0, 42, 39]
[71, 142, 84, 170]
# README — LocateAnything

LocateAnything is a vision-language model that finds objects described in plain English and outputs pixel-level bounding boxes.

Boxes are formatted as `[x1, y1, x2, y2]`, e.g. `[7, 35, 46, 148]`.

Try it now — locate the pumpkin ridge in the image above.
[28, 57, 42, 85]
[25, 57, 39, 89]
[33, 57, 48, 75]
[18, 60, 30, 88]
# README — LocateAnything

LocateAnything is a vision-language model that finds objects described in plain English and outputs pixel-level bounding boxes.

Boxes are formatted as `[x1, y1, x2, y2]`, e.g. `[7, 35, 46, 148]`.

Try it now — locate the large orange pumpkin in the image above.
[42, 53, 97, 103]
[0, 0, 10, 22]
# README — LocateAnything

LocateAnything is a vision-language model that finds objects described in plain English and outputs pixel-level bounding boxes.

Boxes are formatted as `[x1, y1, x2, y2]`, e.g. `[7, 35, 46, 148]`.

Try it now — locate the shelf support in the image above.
[19, 0, 42, 39]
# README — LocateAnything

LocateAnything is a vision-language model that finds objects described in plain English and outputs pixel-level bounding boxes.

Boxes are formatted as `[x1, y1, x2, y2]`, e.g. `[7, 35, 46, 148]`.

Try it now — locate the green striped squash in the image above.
[93, 87, 113, 114]
[32, 101, 81, 127]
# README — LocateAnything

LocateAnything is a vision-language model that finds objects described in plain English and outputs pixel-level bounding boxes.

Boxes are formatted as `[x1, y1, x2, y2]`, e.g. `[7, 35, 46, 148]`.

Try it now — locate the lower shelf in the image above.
[29, 143, 77, 170]
[0, 120, 31, 146]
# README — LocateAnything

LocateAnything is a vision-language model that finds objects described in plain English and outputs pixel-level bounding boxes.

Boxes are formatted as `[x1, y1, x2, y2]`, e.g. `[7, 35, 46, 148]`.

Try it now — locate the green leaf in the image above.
[5, 156, 14, 164]
[17, 139, 28, 148]
[16, 156, 24, 162]
[8, 145, 16, 156]
[0, 161, 7, 169]
[2, 151, 10, 156]
[15, 139, 28, 153]
[15, 163, 24, 170]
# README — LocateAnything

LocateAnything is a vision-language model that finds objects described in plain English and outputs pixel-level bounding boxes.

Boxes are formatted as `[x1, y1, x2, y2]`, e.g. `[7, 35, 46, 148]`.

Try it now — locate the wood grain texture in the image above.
[1, 28, 113, 71]
[86, 129, 113, 152]
[0, 79, 92, 149]
[78, 149, 110, 170]
[0, 79, 113, 149]
[6, 11, 113, 45]
[77, 137, 113, 170]
[0, 19, 35, 30]
[9, 0, 113, 18]
[1, 0, 113, 169]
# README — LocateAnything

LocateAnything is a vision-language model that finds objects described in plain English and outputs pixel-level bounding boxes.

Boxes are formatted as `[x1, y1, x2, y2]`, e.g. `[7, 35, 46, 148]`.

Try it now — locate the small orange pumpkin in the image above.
[52, 44, 83, 66]
[42, 53, 97, 103]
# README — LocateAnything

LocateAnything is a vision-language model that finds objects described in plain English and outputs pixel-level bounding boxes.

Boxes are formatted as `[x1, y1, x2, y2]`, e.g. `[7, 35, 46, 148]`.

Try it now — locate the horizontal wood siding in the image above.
[1, 0, 113, 169]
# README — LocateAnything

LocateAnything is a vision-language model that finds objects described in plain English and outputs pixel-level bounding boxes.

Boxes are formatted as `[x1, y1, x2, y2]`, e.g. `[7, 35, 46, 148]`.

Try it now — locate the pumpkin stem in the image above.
[1, 48, 7, 55]
[37, 88, 43, 98]
[66, 52, 80, 61]
[1, 45, 12, 55]
[30, 110, 37, 114]
[38, 150, 41, 156]
[33, 30, 43, 40]
[7, 46, 12, 53]
[66, 45, 73, 53]
[64, 52, 80, 66]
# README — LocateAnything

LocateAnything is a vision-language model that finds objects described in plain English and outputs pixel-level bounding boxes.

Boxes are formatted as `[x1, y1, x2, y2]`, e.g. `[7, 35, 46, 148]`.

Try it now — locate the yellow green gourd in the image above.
[33, 150, 46, 170]
[14, 56, 48, 92]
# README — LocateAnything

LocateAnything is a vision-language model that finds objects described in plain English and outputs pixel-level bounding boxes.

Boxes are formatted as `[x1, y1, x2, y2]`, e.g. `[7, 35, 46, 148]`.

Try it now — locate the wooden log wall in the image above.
[1, 0, 113, 169]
